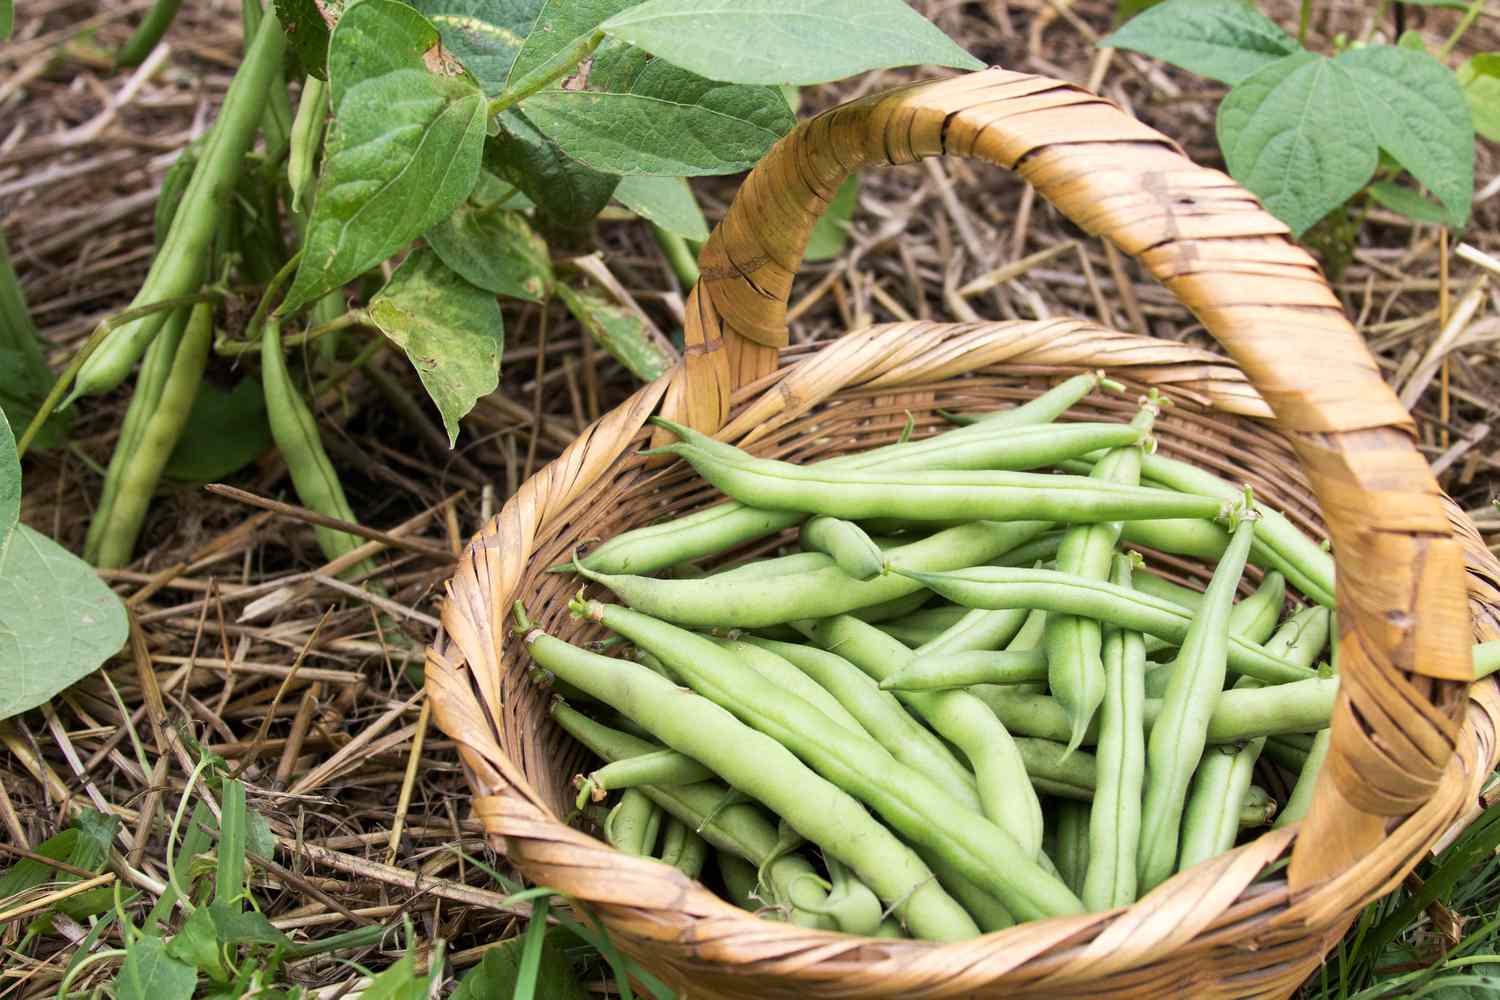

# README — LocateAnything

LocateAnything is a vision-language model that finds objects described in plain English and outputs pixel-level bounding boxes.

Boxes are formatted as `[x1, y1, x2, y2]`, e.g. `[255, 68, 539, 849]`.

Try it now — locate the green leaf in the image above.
[0, 408, 17, 558]
[166, 906, 230, 981]
[118, 936, 198, 1000]
[453, 924, 588, 1000]
[485, 110, 620, 235]
[804, 174, 859, 262]
[1336, 44, 1474, 229]
[1114, 0, 1164, 24]
[207, 902, 290, 951]
[424, 202, 553, 301]
[164, 378, 273, 483]
[245, 808, 276, 861]
[0, 521, 129, 720]
[0, 0, 12, 43]
[522, 56, 794, 175]
[282, 0, 488, 313]
[1368, 179, 1451, 224]
[508, 0, 641, 87]
[613, 175, 709, 241]
[215, 779, 247, 905]
[369, 248, 503, 446]
[413, 0, 544, 97]
[557, 284, 673, 382]
[1458, 54, 1500, 144]
[274, 0, 336, 80]
[1397, 30, 1430, 54]
[602, 0, 981, 85]
[1216, 51, 1376, 237]
[1100, 0, 1299, 85]
[356, 949, 429, 1000]
[0, 829, 78, 898]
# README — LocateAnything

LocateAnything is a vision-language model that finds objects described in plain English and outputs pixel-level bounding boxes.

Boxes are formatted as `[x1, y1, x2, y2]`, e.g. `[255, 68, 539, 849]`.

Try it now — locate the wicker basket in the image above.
[427, 69, 1500, 998]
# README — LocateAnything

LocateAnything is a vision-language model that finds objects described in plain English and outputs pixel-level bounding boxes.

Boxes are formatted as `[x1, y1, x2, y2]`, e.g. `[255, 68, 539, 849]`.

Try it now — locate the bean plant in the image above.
[1104, 0, 1494, 275]
[4, 0, 981, 578]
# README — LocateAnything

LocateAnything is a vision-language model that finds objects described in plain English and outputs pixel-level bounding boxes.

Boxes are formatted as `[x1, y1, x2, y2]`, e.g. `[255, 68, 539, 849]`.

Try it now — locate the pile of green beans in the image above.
[524, 376, 1497, 940]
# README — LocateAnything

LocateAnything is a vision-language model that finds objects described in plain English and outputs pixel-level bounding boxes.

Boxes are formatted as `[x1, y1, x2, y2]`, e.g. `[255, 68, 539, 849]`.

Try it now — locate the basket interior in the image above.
[501, 354, 1331, 826]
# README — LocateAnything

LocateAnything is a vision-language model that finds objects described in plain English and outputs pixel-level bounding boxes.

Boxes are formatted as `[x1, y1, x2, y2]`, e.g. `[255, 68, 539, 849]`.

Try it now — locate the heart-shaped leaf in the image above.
[413, 0, 545, 96]
[1337, 44, 1474, 229]
[282, 0, 487, 313]
[369, 248, 503, 446]
[1217, 51, 1376, 236]
[1101, 0, 1299, 85]
[116, 937, 197, 1000]
[164, 378, 274, 483]
[612, 175, 709, 241]
[424, 202, 553, 301]
[0, 410, 127, 721]
[557, 283, 673, 381]
[1368, 180, 1451, 225]
[274, 0, 340, 79]
[522, 54, 794, 175]
[602, 0, 982, 85]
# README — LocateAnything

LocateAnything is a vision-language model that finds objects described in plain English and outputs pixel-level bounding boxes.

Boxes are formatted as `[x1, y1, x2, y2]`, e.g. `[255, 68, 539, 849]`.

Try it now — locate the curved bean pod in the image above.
[894, 564, 1313, 685]
[656, 441, 1224, 524]
[715, 638, 867, 737]
[797, 615, 1045, 861]
[578, 750, 715, 807]
[606, 789, 662, 857]
[114, 0, 184, 67]
[1082, 554, 1147, 912]
[550, 702, 836, 928]
[1138, 509, 1256, 892]
[571, 602, 1081, 921]
[1143, 571, 1287, 696]
[1054, 802, 1090, 897]
[879, 648, 1046, 691]
[873, 605, 972, 647]
[530, 625, 985, 938]
[575, 520, 1051, 629]
[1177, 739, 1259, 873]
[800, 516, 885, 581]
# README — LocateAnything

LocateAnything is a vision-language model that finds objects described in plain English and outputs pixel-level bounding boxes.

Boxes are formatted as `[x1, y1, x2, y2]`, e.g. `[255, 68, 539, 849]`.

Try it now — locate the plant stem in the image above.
[1298, 0, 1313, 46]
[1440, 0, 1486, 58]
[652, 225, 700, 288]
[486, 30, 605, 120]
[215, 307, 367, 357]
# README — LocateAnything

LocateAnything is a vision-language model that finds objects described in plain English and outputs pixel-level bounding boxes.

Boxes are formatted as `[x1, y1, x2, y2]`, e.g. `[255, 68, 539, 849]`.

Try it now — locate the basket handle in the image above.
[667, 68, 1473, 890]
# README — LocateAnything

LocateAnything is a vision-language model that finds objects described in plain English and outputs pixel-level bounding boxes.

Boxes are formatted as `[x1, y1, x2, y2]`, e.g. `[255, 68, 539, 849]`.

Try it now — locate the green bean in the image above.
[1138, 504, 1255, 892]
[1143, 571, 1287, 696]
[1132, 570, 1204, 611]
[1273, 732, 1317, 753]
[1013, 737, 1098, 798]
[569, 602, 1081, 922]
[92, 301, 215, 569]
[1263, 608, 1336, 830]
[575, 519, 1051, 629]
[1046, 401, 1157, 753]
[1177, 738, 1260, 873]
[530, 623, 984, 938]
[797, 615, 1045, 861]
[1053, 801, 1090, 897]
[549, 701, 835, 928]
[261, 319, 372, 571]
[797, 858, 884, 936]
[800, 516, 885, 581]
[82, 306, 190, 564]
[69, 11, 287, 403]
[925, 606, 1032, 655]
[715, 638, 866, 736]
[605, 789, 661, 856]
[657, 814, 688, 864]
[654, 441, 1225, 525]
[1082, 554, 1146, 912]
[114, 0, 184, 67]
[577, 750, 715, 808]
[1262, 738, 1309, 772]
[938, 373, 1119, 426]
[1067, 450, 1336, 606]
[1479, 640, 1500, 679]
[710, 551, 831, 581]
[288, 77, 328, 214]
[1119, 516, 1333, 611]
[895, 564, 1314, 685]
[579, 378, 1118, 574]
[740, 638, 979, 809]
[1241, 785, 1277, 828]
[1142, 677, 1337, 742]
[660, 818, 709, 878]
[718, 852, 770, 913]
[848, 588, 934, 624]
[873, 605, 971, 646]
[879, 648, 1046, 691]
[990, 531, 1065, 568]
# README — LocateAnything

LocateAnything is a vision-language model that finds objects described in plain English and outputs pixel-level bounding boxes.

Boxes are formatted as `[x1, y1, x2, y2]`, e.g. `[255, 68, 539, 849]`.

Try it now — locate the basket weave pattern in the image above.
[428, 70, 1500, 999]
